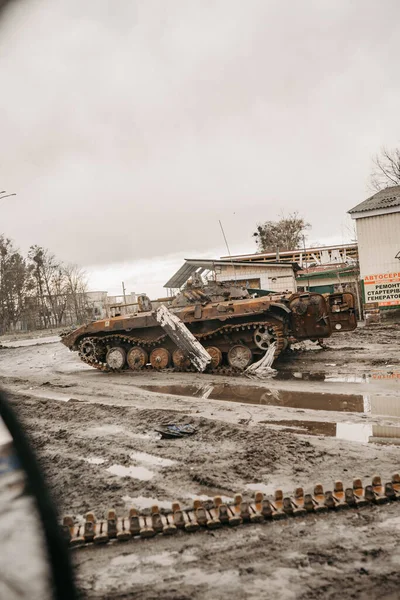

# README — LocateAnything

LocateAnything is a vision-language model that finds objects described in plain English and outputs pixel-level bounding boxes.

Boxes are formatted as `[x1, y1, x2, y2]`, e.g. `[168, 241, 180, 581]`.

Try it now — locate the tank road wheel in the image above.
[227, 345, 252, 370]
[127, 346, 148, 371]
[150, 348, 171, 370]
[205, 346, 222, 369]
[254, 325, 277, 351]
[79, 339, 96, 360]
[106, 346, 126, 370]
[172, 349, 191, 371]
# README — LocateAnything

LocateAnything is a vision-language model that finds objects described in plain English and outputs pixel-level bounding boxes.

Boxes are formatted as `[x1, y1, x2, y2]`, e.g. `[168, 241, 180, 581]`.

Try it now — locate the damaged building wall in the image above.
[215, 263, 296, 293]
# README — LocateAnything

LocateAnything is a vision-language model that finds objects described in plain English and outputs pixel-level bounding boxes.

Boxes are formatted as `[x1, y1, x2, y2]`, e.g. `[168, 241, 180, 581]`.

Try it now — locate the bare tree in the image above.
[0, 236, 32, 332]
[28, 246, 69, 326]
[370, 147, 400, 191]
[0, 234, 93, 332]
[253, 212, 310, 253]
[64, 263, 90, 324]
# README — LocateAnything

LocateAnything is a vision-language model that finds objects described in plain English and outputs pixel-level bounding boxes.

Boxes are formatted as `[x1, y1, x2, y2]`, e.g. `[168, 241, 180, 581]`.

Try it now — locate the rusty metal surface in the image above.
[60, 281, 357, 373]
[326, 292, 358, 332]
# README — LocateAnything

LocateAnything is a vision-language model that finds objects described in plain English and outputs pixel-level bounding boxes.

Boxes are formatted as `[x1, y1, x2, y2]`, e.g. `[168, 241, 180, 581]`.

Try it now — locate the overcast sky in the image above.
[1, 0, 400, 297]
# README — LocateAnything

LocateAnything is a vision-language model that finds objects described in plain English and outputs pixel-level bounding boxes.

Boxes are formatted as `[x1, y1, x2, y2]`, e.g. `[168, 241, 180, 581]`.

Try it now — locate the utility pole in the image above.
[219, 219, 237, 284]
[122, 281, 127, 306]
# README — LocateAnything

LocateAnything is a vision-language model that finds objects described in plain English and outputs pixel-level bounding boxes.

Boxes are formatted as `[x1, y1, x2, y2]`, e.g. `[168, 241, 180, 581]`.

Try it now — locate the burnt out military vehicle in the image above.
[61, 281, 357, 373]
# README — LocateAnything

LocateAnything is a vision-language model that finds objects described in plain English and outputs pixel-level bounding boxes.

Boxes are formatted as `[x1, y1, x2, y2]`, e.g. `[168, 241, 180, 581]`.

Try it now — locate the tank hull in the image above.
[61, 287, 357, 372]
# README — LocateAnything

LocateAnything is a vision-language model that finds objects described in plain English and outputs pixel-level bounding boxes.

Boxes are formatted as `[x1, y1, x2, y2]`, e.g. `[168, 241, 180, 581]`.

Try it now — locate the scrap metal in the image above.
[62, 474, 400, 548]
[61, 280, 357, 373]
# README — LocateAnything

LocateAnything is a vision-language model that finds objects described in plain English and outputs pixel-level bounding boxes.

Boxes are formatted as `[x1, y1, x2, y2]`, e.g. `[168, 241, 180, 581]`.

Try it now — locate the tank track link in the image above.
[77, 319, 286, 373]
[62, 473, 400, 547]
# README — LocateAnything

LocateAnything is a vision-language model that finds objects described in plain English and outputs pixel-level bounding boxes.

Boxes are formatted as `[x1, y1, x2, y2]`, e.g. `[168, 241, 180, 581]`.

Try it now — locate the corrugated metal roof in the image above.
[301, 263, 349, 274]
[164, 259, 294, 289]
[222, 243, 358, 260]
[348, 185, 400, 214]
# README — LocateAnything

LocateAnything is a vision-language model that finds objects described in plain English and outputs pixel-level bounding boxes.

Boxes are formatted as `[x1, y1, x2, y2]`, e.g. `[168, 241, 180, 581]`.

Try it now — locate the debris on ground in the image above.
[62, 473, 400, 547]
[155, 424, 197, 439]
[155, 304, 211, 372]
[245, 343, 277, 379]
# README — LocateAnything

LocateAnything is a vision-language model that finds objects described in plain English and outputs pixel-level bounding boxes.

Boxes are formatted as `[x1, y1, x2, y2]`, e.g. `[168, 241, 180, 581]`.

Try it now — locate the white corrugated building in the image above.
[349, 186, 400, 309]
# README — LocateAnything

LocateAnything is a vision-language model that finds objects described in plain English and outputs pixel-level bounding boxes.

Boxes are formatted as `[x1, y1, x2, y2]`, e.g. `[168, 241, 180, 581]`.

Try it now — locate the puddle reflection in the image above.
[129, 451, 175, 467]
[107, 464, 154, 481]
[263, 419, 400, 446]
[141, 383, 364, 412]
[142, 383, 400, 447]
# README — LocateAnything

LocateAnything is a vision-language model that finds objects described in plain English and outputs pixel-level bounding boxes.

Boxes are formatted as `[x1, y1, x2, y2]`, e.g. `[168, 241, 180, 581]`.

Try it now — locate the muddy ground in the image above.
[1, 323, 400, 599]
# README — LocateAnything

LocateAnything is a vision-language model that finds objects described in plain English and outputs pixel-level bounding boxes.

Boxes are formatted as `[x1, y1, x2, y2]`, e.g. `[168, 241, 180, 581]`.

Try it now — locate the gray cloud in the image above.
[1, 0, 400, 278]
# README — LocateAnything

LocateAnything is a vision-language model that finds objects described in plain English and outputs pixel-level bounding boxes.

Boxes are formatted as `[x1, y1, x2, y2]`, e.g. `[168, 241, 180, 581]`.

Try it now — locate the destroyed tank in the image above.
[61, 279, 357, 373]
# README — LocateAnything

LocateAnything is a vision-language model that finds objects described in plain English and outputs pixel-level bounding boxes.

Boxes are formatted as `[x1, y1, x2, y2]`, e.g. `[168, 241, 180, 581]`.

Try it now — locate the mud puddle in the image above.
[141, 383, 364, 412]
[122, 495, 173, 510]
[84, 457, 106, 465]
[275, 370, 400, 383]
[106, 451, 175, 482]
[262, 419, 400, 446]
[106, 464, 154, 480]
[122, 490, 233, 511]
[129, 451, 175, 467]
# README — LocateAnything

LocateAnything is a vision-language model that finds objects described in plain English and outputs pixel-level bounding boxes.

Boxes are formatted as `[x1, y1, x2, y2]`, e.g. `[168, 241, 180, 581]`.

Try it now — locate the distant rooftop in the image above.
[221, 243, 357, 261]
[164, 258, 294, 289]
[297, 263, 356, 280]
[349, 185, 400, 215]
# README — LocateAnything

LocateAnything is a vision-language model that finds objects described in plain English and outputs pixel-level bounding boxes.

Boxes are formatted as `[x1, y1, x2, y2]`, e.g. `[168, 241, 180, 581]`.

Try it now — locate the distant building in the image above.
[85, 291, 108, 319]
[296, 263, 358, 295]
[164, 259, 297, 294]
[221, 243, 358, 268]
[349, 186, 400, 309]
[220, 243, 359, 297]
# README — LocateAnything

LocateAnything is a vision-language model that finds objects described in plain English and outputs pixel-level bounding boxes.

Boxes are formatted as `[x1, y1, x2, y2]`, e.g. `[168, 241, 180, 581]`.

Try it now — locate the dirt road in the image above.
[1, 324, 400, 599]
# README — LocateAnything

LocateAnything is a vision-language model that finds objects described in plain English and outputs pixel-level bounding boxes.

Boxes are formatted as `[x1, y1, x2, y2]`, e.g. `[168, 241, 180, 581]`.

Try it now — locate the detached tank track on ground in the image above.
[62, 473, 400, 548]
[77, 319, 286, 374]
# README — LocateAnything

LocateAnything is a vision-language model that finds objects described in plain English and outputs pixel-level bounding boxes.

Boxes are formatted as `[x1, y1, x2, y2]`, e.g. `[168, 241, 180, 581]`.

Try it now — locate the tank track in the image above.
[62, 473, 400, 547]
[77, 319, 286, 373]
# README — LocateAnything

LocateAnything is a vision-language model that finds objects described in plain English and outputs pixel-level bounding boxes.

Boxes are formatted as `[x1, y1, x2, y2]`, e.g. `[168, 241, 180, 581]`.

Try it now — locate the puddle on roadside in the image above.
[275, 371, 327, 381]
[263, 371, 399, 384]
[106, 451, 174, 482]
[246, 482, 279, 496]
[130, 451, 175, 467]
[84, 457, 105, 465]
[261, 419, 337, 437]
[122, 488, 233, 510]
[141, 383, 364, 413]
[187, 492, 233, 503]
[107, 464, 154, 481]
[122, 495, 172, 510]
[262, 419, 400, 446]
[141, 383, 400, 446]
